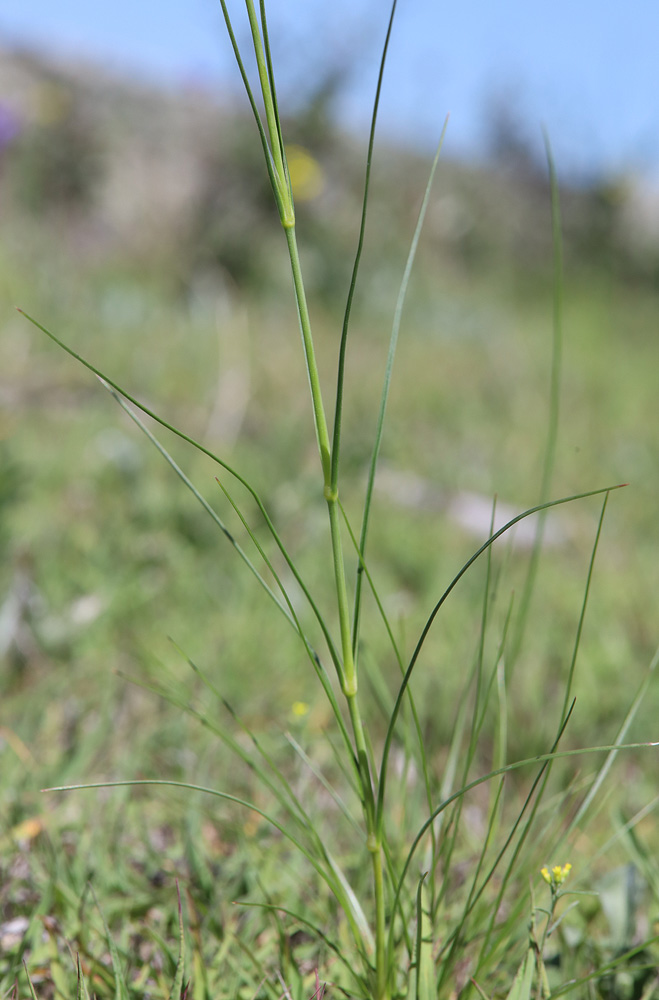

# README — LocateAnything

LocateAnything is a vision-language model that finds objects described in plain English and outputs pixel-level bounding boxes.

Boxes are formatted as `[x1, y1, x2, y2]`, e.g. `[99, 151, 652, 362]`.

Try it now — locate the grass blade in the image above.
[284, 731, 362, 834]
[18, 309, 351, 692]
[330, 0, 399, 493]
[559, 642, 659, 847]
[167, 882, 186, 1000]
[509, 131, 564, 668]
[560, 492, 609, 723]
[102, 381, 295, 627]
[377, 484, 626, 830]
[47, 779, 373, 960]
[88, 883, 129, 1000]
[468, 490, 614, 977]
[352, 117, 450, 660]
[22, 963, 39, 1000]
[215, 0, 282, 205]
[438, 709, 574, 990]
[383, 734, 658, 968]
[77, 954, 91, 1000]
[504, 949, 535, 1000]
[122, 652, 348, 854]
[412, 874, 433, 1000]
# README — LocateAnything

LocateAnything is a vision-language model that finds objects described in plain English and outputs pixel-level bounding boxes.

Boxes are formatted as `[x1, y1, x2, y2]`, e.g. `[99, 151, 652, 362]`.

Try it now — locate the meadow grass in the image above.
[3, 2, 659, 998]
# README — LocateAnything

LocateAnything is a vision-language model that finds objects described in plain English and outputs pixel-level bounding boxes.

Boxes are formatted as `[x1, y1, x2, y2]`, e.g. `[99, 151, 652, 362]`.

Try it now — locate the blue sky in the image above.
[2, 0, 658, 181]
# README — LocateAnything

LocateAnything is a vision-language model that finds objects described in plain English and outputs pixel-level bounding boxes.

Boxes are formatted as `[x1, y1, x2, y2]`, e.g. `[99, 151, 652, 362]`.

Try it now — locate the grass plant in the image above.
[6, 2, 659, 998]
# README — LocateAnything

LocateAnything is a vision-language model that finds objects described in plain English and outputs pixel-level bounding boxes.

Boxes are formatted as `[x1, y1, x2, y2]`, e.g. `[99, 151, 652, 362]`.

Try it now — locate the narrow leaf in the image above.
[167, 881, 186, 1000]
[505, 949, 535, 1000]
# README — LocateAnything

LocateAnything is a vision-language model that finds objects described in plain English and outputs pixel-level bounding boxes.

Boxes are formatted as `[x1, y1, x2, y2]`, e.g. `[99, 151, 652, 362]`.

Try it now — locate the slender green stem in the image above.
[370, 842, 388, 1000]
[559, 493, 608, 724]
[376, 483, 625, 831]
[284, 226, 358, 696]
[331, 0, 399, 495]
[244, 1, 280, 170]
[243, 0, 293, 226]
[284, 226, 331, 485]
[326, 497, 355, 692]
[352, 119, 448, 661]
[345, 689, 385, 997]
[509, 133, 564, 668]
[284, 204, 385, 989]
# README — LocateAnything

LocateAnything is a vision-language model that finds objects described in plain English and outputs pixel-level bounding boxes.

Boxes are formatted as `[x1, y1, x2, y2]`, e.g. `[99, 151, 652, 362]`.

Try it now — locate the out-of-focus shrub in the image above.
[7, 81, 101, 213]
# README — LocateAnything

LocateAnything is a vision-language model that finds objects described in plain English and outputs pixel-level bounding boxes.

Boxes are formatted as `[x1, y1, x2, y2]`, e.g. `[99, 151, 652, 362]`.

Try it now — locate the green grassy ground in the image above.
[2, 125, 659, 997]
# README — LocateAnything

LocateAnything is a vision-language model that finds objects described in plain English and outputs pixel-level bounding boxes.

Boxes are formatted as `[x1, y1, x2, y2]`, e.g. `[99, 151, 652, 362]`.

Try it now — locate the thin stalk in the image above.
[250, 16, 387, 981]
[377, 485, 625, 833]
[343, 682, 384, 996]
[285, 220, 384, 991]
[371, 843, 388, 1000]
[47, 778, 370, 954]
[384, 734, 657, 969]
[258, 0, 287, 178]
[245, 0, 281, 175]
[473, 492, 613, 975]
[238, 902, 368, 994]
[17, 310, 345, 682]
[331, 0, 399, 494]
[206, 14, 384, 978]
[542, 134, 564, 506]
[322, 496, 354, 694]
[560, 492, 608, 724]
[567, 642, 659, 836]
[352, 119, 449, 661]
[345, 689, 376, 832]
[284, 226, 331, 487]
[103, 382, 292, 623]
[509, 132, 564, 668]
[341, 499, 436, 841]
[284, 223, 359, 700]
[243, 0, 291, 219]
[437, 498, 499, 907]
[216, 0, 281, 204]
[284, 733, 361, 834]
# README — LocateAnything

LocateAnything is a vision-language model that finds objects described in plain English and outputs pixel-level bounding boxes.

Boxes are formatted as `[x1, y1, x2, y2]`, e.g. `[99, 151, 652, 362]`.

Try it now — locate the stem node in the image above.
[343, 677, 358, 698]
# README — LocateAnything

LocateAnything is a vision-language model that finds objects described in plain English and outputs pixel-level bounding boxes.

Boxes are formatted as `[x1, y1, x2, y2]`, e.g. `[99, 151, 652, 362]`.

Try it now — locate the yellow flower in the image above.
[554, 862, 572, 884]
[292, 701, 310, 717]
[541, 862, 572, 888]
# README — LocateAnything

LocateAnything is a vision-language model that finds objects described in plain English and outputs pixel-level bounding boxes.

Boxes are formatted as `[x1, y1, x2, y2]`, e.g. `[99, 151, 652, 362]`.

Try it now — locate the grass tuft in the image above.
[5, 3, 659, 998]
